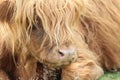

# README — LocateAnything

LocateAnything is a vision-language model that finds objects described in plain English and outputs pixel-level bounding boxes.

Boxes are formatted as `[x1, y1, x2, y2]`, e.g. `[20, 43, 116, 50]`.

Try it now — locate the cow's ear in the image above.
[0, 1, 14, 22]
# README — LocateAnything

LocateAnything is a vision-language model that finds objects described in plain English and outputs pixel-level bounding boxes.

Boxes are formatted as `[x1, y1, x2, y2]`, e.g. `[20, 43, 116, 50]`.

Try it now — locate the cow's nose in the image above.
[58, 48, 75, 57]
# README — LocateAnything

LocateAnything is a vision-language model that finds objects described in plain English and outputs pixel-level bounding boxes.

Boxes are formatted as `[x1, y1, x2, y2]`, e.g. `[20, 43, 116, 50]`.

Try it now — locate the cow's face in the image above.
[29, 19, 78, 68]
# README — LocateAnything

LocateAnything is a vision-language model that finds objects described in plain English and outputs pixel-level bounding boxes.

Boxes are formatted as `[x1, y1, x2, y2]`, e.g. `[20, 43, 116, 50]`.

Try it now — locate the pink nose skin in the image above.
[58, 48, 75, 58]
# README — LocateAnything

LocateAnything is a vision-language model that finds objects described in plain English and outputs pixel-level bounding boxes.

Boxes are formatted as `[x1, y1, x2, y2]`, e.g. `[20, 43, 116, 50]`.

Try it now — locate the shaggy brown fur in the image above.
[0, 0, 120, 80]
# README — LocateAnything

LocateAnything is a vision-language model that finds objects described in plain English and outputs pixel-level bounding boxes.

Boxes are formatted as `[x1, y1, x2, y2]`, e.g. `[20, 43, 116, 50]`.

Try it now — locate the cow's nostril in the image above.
[58, 50, 64, 57]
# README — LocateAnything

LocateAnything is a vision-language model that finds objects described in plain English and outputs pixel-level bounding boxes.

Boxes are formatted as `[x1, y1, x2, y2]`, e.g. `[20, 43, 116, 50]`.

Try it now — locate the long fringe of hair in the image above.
[0, 0, 120, 78]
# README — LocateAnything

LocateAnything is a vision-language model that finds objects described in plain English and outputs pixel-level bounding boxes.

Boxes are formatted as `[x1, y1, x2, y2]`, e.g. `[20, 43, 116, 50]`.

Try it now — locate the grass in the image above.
[98, 72, 120, 80]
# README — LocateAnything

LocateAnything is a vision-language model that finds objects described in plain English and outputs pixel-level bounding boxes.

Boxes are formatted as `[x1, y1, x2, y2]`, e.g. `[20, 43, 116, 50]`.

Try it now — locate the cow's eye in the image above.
[32, 24, 37, 30]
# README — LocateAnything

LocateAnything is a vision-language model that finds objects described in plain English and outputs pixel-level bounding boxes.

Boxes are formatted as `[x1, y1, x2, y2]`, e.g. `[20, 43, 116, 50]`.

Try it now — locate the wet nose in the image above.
[58, 48, 75, 57]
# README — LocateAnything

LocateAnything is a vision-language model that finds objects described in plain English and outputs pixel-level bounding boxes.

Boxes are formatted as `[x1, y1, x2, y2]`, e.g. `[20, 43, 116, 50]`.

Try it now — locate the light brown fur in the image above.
[0, 0, 120, 80]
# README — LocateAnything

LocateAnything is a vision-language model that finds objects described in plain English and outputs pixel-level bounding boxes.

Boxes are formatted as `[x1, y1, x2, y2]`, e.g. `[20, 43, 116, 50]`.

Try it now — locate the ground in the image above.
[99, 72, 120, 80]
